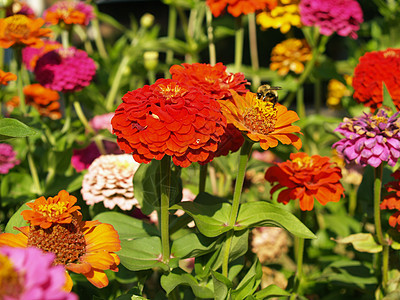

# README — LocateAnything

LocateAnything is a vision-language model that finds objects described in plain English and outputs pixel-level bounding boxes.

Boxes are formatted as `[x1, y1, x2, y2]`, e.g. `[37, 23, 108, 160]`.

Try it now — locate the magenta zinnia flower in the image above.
[333, 109, 400, 168]
[0, 247, 77, 300]
[299, 0, 363, 39]
[0, 143, 20, 174]
[34, 47, 96, 93]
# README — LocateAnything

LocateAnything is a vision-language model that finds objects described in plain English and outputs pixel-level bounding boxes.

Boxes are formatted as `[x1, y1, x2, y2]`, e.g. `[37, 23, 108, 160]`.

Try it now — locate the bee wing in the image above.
[269, 86, 282, 90]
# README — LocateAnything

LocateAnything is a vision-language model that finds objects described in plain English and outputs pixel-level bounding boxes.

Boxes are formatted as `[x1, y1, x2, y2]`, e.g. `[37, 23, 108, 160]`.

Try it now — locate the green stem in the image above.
[105, 55, 130, 110]
[374, 164, 388, 291]
[348, 184, 358, 217]
[61, 29, 70, 49]
[199, 164, 208, 193]
[61, 93, 71, 133]
[92, 15, 108, 60]
[314, 78, 321, 114]
[73, 100, 94, 134]
[290, 210, 306, 300]
[160, 156, 172, 264]
[147, 70, 156, 85]
[222, 139, 253, 276]
[206, 9, 216, 65]
[296, 86, 305, 119]
[165, 5, 177, 78]
[248, 13, 260, 90]
[234, 15, 244, 72]
[26, 137, 42, 195]
[15, 49, 26, 114]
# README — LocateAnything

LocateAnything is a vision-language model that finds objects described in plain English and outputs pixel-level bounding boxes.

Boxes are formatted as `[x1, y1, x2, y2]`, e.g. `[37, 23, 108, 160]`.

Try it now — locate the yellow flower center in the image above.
[0, 253, 24, 298]
[371, 115, 388, 125]
[243, 99, 277, 135]
[292, 156, 313, 168]
[27, 219, 86, 266]
[37, 201, 69, 219]
[155, 83, 188, 101]
[4, 15, 30, 38]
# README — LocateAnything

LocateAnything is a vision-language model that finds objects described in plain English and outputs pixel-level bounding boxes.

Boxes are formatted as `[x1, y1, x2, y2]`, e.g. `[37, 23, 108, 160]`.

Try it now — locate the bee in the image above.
[256, 84, 282, 107]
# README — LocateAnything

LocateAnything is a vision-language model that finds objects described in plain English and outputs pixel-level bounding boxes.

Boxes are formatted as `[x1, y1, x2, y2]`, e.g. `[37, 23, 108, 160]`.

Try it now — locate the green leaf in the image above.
[211, 271, 232, 300]
[382, 82, 397, 112]
[0, 118, 38, 140]
[5, 203, 30, 233]
[236, 202, 316, 239]
[171, 232, 222, 258]
[93, 212, 159, 240]
[161, 269, 214, 298]
[118, 236, 168, 271]
[334, 233, 382, 253]
[231, 259, 262, 300]
[170, 201, 232, 237]
[133, 160, 182, 215]
[252, 284, 291, 299]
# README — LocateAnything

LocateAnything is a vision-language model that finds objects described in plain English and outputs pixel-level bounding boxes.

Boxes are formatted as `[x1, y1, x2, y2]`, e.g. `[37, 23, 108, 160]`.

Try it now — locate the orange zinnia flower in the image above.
[24, 83, 62, 119]
[0, 190, 121, 289]
[0, 69, 17, 85]
[265, 152, 344, 211]
[381, 170, 400, 231]
[218, 90, 302, 150]
[207, 0, 277, 17]
[43, 1, 95, 26]
[0, 15, 52, 49]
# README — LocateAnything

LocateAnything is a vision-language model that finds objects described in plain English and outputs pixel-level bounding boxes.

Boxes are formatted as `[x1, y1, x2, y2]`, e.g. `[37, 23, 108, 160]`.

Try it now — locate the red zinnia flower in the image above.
[265, 152, 344, 211]
[353, 48, 400, 112]
[112, 78, 226, 167]
[381, 170, 400, 231]
[170, 62, 249, 156]
[207, 0, 278, 17]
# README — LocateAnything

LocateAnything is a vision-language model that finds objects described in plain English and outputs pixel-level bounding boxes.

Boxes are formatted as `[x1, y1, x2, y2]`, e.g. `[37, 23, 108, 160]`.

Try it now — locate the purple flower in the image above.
[0, 247, 77, 300]
[34, 47, 96, 93]
[299, 0, 363, 39]
[0, 143, 20, 174]
[333, 109, 400, 168]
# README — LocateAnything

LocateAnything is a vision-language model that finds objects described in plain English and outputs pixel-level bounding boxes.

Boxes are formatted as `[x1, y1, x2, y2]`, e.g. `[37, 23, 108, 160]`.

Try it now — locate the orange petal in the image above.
[83, 269, 109, 288]
[0, 232, 28, 247]
[82, 251, 117, 270]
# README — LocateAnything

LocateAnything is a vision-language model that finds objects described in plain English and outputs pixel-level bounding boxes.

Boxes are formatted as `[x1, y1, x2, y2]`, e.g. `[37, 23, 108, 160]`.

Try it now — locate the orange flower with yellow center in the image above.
[0, 15, 52, 48]
[218, 90, 302, 150]
[0, 69, 17, 85]
[0, 190, 121, 289]
[265, 152, 344, 211]
[270, 38, 312, 76]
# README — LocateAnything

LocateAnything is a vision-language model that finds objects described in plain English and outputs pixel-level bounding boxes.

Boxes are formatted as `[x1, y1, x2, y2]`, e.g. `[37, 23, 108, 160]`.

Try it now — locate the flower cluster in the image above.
[0, 15, 51, 48]
[257, 0, 301, 34]
[333, 109, 400, 168]
[43, 1, 95, 26]
[207, 0, 277, 17]
[299, 0, 363, 39]
[218, 90, 302, 151]
[0, 247, 77, 300]
[0, 190, 121, 289]
[352, 49, 400, 112]
[270, 38, 312, 76]
[0, 69, 17, 85]
[81, 154, 141, 211]
[265, 152, 344, 211]
[381, 170, 400, 231]
[34, 46, 96, 93]
[0, 143, 20, 174]
[112, 78, 226, 167]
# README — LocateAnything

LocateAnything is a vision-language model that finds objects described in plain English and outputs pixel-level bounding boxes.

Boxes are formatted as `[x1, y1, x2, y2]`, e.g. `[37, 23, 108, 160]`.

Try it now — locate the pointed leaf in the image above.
[334, 233, 382, 253]
[236, 202, 316, 239]
[211, 271, 232, 300]
[0, 118, 38, 139]
[382, 82, 397, 112]
[171, 232, 222, 258]
[5, 203, 30, 233]
[231, 259, 262, 300]
[94, 212, 159, 240]
[252, 284, 291, 299]
[118, 236, 168, 271]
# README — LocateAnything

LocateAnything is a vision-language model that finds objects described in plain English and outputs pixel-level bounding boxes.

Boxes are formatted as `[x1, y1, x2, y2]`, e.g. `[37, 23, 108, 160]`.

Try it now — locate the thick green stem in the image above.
[26, 137, 42, 195]
[92, 16, 108, 60]
[160, 156, 172, 264]
[61, 93, 71, 133]
[73, 100, 94, 134]
[206, 9, 216, 65]
[15, 49, 26, 114]
[165, 5, 177, 78]
[348, 184, 358, 217]
[248, 13, 260, 89]
[199, 164, 208, 193]
[105, 55, 130, 110]
[296, 86, 305, 119]
[374, 165, 388, 291]
[234, 16, 244, 72]
[61, 29, 70, 49]
[222, 139, 253, 276]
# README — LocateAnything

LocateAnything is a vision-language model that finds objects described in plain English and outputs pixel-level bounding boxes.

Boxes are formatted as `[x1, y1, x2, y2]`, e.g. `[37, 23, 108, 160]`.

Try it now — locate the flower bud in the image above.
[140, 13, 154, 28]
[144, 51, 159, 71]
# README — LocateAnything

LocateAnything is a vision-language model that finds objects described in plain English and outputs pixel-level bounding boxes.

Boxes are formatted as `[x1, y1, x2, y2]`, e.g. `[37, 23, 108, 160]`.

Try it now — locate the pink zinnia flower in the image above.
[0, 247, 77, 300]
[0, 143, 20, 174]
[89, 112, 115, 133]
[34, 46, 96, 93]
[299, 0, 363, 39]
[333, 109, 400, 168]
[22, 40, 62, 71]
[81, 154, 141, 210]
